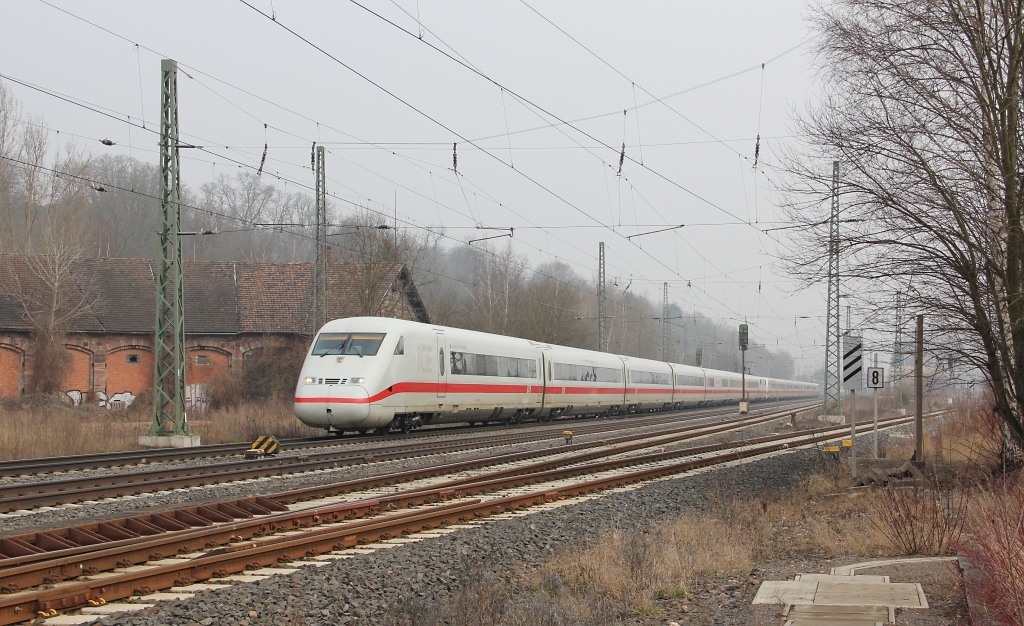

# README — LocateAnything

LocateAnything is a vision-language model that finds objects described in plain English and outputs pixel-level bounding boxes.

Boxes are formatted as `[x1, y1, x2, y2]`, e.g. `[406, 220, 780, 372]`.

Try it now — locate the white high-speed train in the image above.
[293, 317, 820, 435]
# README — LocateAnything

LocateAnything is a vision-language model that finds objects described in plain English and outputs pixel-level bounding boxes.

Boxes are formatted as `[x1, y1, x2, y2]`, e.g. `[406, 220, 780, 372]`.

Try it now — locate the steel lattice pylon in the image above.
[598, 242, 606, 352]
[312, 145, 328, 333]
[823, 161, 842, 414]
[892, 290, 905, 410]
[661, 282, 669, 360]
[151, 59, 189, 436]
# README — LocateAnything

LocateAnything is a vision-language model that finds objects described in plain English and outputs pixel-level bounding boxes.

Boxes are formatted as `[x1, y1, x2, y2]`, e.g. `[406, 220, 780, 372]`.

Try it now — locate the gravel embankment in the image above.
[86, 436, 840, 626]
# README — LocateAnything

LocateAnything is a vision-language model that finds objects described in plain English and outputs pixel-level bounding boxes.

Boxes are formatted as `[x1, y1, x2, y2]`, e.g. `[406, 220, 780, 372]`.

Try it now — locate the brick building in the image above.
[0, 255, 429, 402]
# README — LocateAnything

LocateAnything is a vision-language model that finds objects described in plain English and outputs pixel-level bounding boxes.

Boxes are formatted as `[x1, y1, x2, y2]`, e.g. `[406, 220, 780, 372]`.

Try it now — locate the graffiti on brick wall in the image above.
[62, 387, 204, 409]
[64, 389, 137, 409]
[100, 391, 136, 409]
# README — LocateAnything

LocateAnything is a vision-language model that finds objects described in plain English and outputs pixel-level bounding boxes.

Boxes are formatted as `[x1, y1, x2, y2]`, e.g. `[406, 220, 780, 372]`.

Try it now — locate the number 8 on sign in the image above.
[866, 367, 884, 389]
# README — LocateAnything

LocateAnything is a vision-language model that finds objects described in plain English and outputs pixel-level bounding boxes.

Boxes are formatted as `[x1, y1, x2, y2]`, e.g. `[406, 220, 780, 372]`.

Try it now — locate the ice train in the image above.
[293, 317, 819, 434]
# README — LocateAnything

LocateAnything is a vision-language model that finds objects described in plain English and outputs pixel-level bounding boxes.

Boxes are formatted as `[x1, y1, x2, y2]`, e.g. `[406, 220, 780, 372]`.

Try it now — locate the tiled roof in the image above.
[0, 255, 429, 335]
[71, 257, 157, 333]
[0, 255, 103, 332]
[236, 262, 312, 334]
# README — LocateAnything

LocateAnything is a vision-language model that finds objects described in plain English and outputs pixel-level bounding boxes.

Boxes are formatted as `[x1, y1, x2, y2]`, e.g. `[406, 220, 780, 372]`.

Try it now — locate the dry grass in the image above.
[530, 466, 908, 617]
[875, 401, 1007, 476]
[544, 514, 761, 615]
[0, 395, 318, 460]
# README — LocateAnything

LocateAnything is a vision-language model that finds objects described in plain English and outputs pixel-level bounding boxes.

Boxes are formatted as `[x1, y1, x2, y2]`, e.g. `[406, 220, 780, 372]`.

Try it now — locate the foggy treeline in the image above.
[0, 82, 796, 380]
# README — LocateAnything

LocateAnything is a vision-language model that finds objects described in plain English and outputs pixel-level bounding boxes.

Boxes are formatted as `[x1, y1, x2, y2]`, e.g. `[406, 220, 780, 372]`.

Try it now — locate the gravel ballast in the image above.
[0, 406, 803, 534]
[83, 439, 839, 626]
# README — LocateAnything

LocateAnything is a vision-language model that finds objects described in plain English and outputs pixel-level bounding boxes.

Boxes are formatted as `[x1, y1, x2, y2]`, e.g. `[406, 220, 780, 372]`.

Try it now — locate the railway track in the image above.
[0, 402, 813, 513]
[0, 401, 808, 477]
[0, 408, 925, 625]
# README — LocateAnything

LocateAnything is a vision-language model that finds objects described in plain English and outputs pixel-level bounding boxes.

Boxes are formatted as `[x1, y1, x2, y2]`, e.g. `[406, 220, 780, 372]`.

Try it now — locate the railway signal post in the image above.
[914, 314, 924, 464]
[843, 333, 863, 477]
[866, 357, 884, 457]
[739, 323, 749, 414]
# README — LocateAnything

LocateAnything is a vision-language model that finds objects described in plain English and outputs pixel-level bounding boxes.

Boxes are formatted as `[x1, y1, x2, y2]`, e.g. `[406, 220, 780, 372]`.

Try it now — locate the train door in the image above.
[436, 332, 446, 398]
[538, 348, 549, 412]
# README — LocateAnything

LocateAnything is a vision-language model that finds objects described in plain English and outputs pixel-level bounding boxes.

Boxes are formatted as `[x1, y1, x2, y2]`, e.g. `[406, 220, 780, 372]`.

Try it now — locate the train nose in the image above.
[294, 384, 370, 428]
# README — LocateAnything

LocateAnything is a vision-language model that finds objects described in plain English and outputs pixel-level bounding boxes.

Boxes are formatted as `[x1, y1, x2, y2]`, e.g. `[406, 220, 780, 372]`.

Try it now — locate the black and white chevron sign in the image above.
[842, 334, 863, 389]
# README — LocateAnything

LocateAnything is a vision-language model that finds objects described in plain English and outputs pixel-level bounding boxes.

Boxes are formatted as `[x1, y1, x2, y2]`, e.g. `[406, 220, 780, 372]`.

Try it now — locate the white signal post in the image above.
[866, 359, 885, 457]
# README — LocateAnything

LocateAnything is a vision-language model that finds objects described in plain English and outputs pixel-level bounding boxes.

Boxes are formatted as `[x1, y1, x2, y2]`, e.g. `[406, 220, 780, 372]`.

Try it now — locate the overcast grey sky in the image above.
[2, 0, 836, 375]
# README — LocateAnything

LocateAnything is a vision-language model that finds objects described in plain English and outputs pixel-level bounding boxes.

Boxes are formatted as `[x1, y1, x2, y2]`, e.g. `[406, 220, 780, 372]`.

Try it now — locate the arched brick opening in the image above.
[62, 345, 94, 394]
[106, 346, 153, 396]
[186, 346, 232, 385]
[0, 344, 24, 397]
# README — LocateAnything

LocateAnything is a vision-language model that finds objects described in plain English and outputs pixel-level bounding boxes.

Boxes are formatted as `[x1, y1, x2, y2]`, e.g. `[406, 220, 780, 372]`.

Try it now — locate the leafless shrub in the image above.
[870, 478, 968, 556]
[936, 401, 1009, 477]
[957, 473, 1024, 626]
[207, 367, 246, 409]
[240, 345, 305, 403]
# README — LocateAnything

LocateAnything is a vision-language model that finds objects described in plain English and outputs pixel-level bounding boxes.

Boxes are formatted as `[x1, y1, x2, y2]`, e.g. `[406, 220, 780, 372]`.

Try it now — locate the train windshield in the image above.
[312, 332, 386, 357]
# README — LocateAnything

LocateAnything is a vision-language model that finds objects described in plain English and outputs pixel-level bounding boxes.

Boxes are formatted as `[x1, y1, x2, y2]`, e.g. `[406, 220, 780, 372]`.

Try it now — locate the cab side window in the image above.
[394, 336, 405, 355]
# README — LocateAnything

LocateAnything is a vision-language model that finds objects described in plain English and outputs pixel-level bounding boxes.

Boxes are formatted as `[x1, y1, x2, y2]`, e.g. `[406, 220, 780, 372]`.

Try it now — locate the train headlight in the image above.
[303, 377, 315, 384]
[351, 377, 365, 384]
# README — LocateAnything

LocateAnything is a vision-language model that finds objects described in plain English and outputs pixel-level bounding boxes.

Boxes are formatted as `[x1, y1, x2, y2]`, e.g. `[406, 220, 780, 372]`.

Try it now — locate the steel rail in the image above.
[0, 404, 811, 590]
[0, 403, 813, 512]
[0, 399, 816, 476]
[0, 411, 921, 624]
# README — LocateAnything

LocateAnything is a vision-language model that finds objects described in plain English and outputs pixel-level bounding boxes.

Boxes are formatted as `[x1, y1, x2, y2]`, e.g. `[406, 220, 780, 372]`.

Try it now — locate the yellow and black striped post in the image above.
[250, 435, 280, 455]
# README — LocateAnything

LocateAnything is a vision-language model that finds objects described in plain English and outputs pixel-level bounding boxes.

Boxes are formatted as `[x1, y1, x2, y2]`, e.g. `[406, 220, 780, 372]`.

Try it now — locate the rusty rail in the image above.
[0, 405, 814, 594]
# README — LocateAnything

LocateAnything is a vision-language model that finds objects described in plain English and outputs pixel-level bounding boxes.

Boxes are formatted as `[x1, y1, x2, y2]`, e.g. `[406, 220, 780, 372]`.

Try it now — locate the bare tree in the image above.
[87, 155, 161, 258]
[514, 260, 589, 346]
[782, 0, 1024, 447]
[0, 81, 21, 233]
[331, 207, 434, 316]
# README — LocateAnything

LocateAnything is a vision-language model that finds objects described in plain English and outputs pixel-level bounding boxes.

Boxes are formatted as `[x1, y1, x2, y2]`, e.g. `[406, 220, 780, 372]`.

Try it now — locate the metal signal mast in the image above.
[598, 242, 607, 352]
[892, 289, 905, 411]
[823, 161, 842, 414]
[312, 145, 328, 333]
[150, 59, 189, 438]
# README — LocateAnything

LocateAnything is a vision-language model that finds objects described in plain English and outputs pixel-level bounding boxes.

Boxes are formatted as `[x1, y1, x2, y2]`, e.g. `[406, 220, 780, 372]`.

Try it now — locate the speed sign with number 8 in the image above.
[866, 367, 884, 389]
